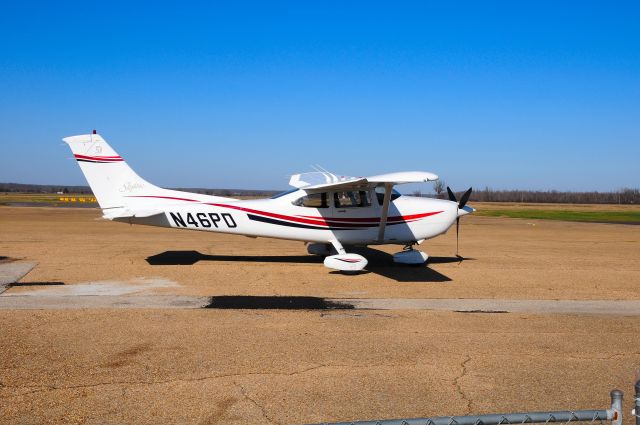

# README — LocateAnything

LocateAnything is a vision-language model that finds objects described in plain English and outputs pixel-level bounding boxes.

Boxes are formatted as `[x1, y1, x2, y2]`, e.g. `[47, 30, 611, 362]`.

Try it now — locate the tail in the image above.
[62, 132, 233, 213]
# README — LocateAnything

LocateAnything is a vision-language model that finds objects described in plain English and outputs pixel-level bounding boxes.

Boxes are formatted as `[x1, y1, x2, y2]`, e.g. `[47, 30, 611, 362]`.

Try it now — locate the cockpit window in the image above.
[271, 188, 299, 199]
[334, 190, 371, 208]
[375, 186, 401, 205]
[292, 192, 328, 208]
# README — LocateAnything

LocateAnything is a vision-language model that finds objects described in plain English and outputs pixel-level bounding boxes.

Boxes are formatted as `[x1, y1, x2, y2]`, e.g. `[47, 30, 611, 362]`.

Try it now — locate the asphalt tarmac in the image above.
[0, 207, 639, 424]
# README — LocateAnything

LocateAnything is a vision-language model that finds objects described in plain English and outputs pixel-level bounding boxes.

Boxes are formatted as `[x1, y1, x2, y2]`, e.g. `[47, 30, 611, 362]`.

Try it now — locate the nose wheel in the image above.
[393, 243, 428, 265]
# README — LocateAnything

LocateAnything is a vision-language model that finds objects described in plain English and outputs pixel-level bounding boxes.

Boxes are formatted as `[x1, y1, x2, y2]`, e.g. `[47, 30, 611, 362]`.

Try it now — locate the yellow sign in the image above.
[58, 197, 97, 203]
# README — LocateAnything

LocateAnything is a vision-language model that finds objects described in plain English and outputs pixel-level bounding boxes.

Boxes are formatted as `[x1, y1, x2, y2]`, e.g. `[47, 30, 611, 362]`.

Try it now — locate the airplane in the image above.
[62, 131, 474, 272]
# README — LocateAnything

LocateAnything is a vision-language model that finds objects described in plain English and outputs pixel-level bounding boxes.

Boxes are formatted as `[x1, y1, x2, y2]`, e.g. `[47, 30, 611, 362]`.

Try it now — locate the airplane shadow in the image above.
[428, 255, 475, 264]
[146, 248, 472, 283]
[204, 295, 354, 310]
[11, 281, 65, 287]
[348, 247, 473, 282]
[146, 250, 323, 265]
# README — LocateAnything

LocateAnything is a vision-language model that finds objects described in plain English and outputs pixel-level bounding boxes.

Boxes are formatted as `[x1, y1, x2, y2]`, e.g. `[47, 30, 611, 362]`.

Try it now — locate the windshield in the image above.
[374, 187, 401, 205]
[270, 188, 299, 199]
[292, 192, 329, 208]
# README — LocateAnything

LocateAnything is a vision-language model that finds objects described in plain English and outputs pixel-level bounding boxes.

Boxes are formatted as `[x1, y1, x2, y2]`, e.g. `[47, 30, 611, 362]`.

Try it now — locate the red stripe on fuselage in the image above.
[298, 211, 442, 223]
[127, 195, 200, 203]
[125, 196, 443, 227]
[206, 203, 341, 227]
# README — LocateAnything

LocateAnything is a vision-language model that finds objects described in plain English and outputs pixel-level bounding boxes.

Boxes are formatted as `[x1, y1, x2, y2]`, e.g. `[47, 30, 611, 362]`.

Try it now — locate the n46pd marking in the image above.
[169, 212, 237, 228]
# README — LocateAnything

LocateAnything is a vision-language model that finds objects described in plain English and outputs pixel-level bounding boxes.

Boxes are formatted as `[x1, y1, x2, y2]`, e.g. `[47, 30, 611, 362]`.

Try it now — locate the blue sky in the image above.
[1, 1, 638, 192]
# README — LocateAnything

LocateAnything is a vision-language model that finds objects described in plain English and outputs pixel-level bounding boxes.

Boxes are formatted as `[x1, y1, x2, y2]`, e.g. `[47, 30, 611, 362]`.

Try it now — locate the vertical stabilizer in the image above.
[62, 133, 162, 209]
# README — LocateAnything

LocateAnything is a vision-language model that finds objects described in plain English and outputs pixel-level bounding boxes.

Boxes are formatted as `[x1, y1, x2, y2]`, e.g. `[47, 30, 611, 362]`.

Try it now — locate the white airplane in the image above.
[62, 132, 474, 272]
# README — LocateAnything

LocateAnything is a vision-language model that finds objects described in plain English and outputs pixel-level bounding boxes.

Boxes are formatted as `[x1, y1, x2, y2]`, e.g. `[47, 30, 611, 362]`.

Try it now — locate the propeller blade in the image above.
[458, 187, 472, 209]
[446, 186, 457, 203]
[456, 217, 460, 256]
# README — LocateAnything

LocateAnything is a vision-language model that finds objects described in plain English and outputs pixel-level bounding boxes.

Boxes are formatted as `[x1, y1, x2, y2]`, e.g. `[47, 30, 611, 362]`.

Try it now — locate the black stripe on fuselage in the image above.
[247, 213, 412, 230]
[247, 214, 360, 230]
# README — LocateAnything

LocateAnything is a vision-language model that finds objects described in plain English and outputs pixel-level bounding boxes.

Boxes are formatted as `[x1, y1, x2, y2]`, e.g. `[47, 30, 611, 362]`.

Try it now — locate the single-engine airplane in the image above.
[63, 132, 474, 272]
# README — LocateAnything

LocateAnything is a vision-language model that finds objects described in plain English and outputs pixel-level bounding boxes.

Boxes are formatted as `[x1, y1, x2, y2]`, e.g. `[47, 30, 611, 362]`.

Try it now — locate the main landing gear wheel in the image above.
[393, 243, 428, 265]
[322, 239, 367, 272]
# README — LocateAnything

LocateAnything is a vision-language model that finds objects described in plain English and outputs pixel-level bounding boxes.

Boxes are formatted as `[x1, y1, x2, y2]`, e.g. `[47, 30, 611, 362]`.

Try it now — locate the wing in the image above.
[289, 172, 367, 191]
[367, 171, 439, 185]
[289, 171, 438, 192]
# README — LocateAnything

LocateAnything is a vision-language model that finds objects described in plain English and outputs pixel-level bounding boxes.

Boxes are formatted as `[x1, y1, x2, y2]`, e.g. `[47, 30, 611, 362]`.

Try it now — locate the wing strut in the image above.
[377, 183, 393, 243]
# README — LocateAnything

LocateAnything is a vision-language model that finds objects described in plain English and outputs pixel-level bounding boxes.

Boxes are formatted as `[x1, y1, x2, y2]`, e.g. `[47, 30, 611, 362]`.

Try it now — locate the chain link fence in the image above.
[634, 380, 640, 425]
[308, 385, 632, 425]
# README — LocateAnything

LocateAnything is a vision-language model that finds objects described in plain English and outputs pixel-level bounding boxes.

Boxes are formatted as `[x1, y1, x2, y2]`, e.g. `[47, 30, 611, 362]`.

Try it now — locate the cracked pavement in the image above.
[1, 310, 639, 424]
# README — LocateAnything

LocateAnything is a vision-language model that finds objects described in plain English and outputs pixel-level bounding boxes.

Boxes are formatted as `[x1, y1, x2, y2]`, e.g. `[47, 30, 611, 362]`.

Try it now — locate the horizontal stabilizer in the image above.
[102, 208, 164, 220]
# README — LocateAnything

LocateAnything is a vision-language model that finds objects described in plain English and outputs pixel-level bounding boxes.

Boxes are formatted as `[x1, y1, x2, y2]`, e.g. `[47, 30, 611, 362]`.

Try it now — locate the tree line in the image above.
[469, 187, 639, 204]
[429, 183, 639, 204]
[0, 182, 278, 198]
[0, 183, 93, 194]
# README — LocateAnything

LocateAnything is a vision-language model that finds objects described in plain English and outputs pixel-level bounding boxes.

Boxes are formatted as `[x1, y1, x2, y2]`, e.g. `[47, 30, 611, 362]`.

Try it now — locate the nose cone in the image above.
[457, 205, 475, 217]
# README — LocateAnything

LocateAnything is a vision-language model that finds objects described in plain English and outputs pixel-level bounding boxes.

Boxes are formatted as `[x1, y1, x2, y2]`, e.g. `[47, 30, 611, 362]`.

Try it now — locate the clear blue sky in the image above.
[1, 1, 638, 192]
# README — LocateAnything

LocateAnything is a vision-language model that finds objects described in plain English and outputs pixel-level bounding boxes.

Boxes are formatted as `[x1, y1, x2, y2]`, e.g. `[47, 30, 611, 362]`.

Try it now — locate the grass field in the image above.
[474, 202, 640, 224]
[477, 209, 640, 224]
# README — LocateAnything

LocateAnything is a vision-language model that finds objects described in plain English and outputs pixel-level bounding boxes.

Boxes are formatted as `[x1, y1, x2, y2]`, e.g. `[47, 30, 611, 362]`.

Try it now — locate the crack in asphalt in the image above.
[0, 363, 328, 400]
[453, 355, 472, 414]
[236, 382, 277, 425]
[3, 351, 635, 403]
[1, 361, 438, 399]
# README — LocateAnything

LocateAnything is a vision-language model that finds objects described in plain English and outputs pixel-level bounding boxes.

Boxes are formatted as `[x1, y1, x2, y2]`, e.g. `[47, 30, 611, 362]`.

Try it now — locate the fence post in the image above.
[635, 380, 640, 425]
[610, 389, 623, 425]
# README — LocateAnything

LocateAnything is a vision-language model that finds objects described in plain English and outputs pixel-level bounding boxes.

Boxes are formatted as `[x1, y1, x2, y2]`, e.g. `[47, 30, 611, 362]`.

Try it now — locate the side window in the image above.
[292, 192, 328, 208]
[375, 186, 401, 205]
[334, 190, 371, 208]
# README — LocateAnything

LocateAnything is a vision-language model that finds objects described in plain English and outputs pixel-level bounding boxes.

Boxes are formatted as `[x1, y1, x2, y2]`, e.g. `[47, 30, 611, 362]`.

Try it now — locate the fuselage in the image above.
[118, 188, 459, 246]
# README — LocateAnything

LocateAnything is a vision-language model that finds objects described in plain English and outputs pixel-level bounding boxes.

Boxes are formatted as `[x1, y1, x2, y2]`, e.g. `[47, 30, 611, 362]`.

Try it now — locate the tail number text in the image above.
[169, 212, 237, 229]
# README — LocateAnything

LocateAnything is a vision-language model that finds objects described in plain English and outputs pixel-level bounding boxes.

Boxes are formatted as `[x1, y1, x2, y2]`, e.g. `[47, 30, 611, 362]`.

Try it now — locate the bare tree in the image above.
[433, 179, 445, 198]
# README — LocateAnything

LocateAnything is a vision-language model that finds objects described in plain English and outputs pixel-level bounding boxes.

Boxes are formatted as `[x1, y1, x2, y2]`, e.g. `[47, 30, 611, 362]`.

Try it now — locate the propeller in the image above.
[447, 186, 473, 256]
